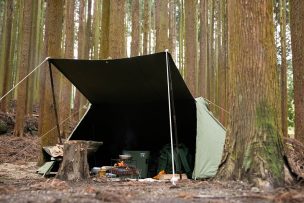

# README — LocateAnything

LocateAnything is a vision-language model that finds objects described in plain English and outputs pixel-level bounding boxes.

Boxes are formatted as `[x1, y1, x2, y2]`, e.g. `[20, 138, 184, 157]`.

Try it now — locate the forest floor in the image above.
[1, 136, 304, 203]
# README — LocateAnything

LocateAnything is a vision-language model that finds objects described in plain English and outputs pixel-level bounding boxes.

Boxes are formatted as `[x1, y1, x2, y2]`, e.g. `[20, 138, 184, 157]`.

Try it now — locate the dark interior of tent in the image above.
[49, 52, 197, 178]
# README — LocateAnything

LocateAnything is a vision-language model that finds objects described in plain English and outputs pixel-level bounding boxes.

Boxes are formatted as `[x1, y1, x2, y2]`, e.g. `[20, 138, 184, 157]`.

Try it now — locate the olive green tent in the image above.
[192, 97, 226, 179]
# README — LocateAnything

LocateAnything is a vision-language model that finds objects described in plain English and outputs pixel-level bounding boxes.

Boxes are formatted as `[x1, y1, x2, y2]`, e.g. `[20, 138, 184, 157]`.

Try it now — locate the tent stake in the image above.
[48, 62, 63, 144]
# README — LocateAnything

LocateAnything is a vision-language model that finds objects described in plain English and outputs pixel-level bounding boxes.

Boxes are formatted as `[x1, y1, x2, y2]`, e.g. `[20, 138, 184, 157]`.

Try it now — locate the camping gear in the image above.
[123, 150, 150, 178]
[157, 143, 192, 177]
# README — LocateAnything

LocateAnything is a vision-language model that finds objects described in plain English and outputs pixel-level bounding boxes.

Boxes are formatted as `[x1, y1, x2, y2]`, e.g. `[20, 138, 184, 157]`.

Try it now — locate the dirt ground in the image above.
[1, 137, 304, 203]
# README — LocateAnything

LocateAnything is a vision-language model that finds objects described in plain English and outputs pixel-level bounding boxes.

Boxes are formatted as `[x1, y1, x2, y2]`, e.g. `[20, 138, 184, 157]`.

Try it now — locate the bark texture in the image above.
[280, 0, 287, 138]
[155, 0, 169, 52]
[217, 0, 284, 187]
[184, 0, 197, 97]
[60, 0, 75, 138]
[109, 0, 125, 58]
[56, 141, 90, 180]
[131, 0, 140, 57]
[0, 1, 13, 112]
[99, 0, 110, 59]
[14, 0, 32, 137]
[290, 0, 304, 144]
[199, 0, 208, 98]
[38, 0, 64, 164]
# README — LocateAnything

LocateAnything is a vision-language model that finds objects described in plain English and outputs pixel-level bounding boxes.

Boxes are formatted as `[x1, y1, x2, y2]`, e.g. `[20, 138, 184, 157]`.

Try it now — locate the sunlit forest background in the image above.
[0, 0, 298, 141]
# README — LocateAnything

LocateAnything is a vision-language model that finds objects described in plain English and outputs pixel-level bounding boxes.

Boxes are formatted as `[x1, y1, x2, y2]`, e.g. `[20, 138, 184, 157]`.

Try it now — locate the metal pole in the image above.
[165, 50, 177, 185]
[48, 62, 63, 144]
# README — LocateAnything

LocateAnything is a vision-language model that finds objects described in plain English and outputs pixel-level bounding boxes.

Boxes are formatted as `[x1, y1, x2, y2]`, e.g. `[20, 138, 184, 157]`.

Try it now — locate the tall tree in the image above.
[74, 0, 86, 121]
[26, 0, 42, 114]
[99, 0, 110, 59]
[198, 0, 208, 98]
[92, 0, 101, 59]
[85, 0, 92, 59]
[280, 0, 287, 138]
[60, 0, 75, 138]
[0, 0, 13, 112]
[290, 0, 304, 143]
[155, 0, 169, 52]
[184, 0, 197, 97]
[109, 0, 126, 58]
[218, 0, 228, 126]
[131, 0, 140, 57]
[217, 0, 284, 187]
[14, 0, 32, 137]
[142, 0, 150, 55]
[168, 0, 176, 60]
[38, 0, 64, 163]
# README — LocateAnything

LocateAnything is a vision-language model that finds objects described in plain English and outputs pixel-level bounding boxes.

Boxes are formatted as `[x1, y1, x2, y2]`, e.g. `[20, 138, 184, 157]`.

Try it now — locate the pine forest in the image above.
[0, 0, 304, 202]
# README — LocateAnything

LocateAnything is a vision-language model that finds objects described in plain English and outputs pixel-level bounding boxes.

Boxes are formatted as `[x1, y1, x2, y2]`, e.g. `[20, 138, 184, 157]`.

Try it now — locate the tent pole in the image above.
[165, 50, 178, 184]
[48, 62, 63, 144]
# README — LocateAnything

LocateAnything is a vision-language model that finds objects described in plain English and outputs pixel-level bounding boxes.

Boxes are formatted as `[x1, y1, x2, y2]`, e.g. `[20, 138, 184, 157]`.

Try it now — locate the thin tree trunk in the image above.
[178, 0, 185, 76]
[99, 0, 110, 59]
[92, 0, 101, 59]
[131, 0, 140, 57]
[142, 0, 150, 55]
[290, 0, 304, 143]
[198, 0, 208, 98]
[60, 0, 75, 138]
[280, 0, 287, 138]
[109, 0, 126, 58]
[155, 0, 169, 52]
[0, 0, 13, 112]
[169, 0, 176, 60]
[14, 0, 32, 137]
[184, 0, 197, 97]
[26, 0, 41, 115]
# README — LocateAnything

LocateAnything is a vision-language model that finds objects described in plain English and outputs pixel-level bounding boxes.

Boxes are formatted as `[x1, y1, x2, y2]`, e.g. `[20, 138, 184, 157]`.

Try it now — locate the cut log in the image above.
[56, 140, 90, 180]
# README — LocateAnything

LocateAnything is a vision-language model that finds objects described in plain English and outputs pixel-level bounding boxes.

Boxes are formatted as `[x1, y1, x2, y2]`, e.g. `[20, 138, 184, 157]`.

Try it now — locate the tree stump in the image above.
[56, 140, 90, 180]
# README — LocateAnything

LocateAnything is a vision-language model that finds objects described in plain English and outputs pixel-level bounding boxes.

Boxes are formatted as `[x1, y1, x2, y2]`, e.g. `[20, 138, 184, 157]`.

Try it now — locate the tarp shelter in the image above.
[48, 52, 226, 178]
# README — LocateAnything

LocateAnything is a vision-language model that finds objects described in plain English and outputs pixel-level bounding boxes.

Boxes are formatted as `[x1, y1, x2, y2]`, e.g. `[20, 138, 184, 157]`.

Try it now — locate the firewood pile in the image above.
[284, 137, 304, 180]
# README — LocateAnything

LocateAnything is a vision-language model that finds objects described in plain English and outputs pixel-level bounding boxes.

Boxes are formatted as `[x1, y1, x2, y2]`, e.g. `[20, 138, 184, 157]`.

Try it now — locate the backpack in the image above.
[157, 143, 192, 177]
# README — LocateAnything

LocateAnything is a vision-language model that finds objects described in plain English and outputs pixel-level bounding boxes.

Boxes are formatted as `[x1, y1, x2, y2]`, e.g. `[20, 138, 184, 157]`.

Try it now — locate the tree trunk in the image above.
[216, 0, 284, 188]
[0, 0, 13, 112]
[290, 0, 304, 144]
[155, 0, 169, 52]
[184, 0, 197, 97]
[178, 0, 184, 75]
[131, 0, 140, 57]
[38, 0, 64, 164]
[142, 0, 150, 55]
[56, 140, 90, 181]
[14, 0, 32, 137]
[99, 0, 110, 59]
[109, 0, 125, 58]
[92, 0, 101, 59]
[168, 0, 176, 60]
[280, 0, 287, 138]
[198, 0, 208, 98]
[85, 0, 92, 59]
[60, 0, 75, 138]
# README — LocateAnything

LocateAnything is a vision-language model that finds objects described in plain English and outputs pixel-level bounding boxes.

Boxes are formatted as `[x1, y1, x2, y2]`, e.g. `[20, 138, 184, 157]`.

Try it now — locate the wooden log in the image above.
[56, 140, 90, 180]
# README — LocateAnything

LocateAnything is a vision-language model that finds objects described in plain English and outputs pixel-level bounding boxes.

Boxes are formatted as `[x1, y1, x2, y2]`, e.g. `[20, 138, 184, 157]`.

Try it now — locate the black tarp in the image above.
[48, 52, 196, 171]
